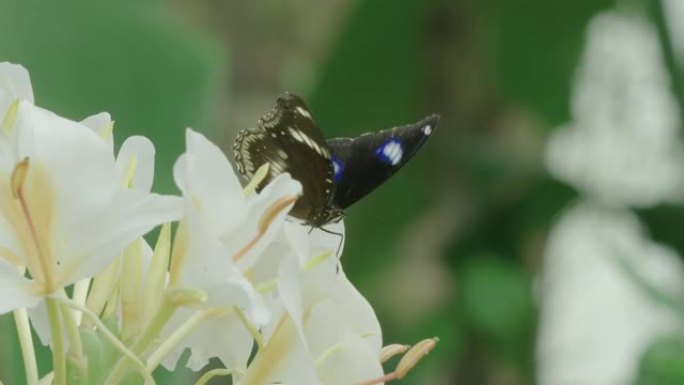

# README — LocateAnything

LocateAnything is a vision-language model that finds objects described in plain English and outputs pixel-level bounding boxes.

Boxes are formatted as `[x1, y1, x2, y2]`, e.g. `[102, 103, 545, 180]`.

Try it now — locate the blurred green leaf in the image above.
[479, 0, 611, 125]
[458, 256, 534, 342]
[0, 0, 224, 194]
[0, 315, 24, 384]
[457, 254, 536, 381]
[637, 335, 684, 385]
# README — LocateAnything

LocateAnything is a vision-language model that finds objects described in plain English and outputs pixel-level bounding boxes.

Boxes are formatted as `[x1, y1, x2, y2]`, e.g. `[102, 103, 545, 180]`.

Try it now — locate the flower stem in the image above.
[103, 296, 176, 385]
[145, 309, 217, 372]
[13, 308, 38, 385]
[71, 278, 91, 325]
[59, 298, 86, 383]
[234, 306, 265, 350]
[194, 368, 237, 385]
[45, 298, 66, 385]
[53, 297, 155, 385]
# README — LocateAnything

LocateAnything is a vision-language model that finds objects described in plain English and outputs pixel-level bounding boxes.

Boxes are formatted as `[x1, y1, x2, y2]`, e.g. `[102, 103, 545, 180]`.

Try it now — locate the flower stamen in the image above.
[231, 194, 299, 263]
[1, 99, 20, 135]
[12, 158, 55, 293]
[243, 163, 270, 197]
[121, 154, 138, 188]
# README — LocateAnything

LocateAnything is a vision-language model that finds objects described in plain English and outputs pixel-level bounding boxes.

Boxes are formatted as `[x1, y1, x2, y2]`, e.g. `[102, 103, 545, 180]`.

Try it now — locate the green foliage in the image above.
[637, 336, 684, 385]
[0, 0, 223, 194]
[458, 256, 535, 367]
[479, 0, 612, 125]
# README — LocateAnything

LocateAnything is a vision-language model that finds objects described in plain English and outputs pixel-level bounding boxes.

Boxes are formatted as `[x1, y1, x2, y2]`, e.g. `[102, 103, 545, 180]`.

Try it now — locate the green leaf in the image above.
[637, 336, 684, 385]
[458, 255, 535, 343]
[479, 0, 611, 125]
[0, 0, 224, 194]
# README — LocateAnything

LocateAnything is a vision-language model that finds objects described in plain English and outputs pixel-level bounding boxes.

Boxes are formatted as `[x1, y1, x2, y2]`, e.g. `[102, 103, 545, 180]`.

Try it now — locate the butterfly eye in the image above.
[375, 138, 404, 166]
[332, 156, 344, 183]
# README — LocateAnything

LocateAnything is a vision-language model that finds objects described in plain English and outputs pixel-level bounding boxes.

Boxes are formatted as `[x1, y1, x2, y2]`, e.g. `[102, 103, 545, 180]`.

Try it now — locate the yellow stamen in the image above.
[194, 368, 239, 385]
[100, 120, 115, 142]
[1, 99, 20, 135]
[12, 159, 55, 293]
[11, 158, 29, 199]
[121, 153, 138, 189]
[380, 344, 410, 363]
[314, 343, 342, 367]
[394, 337, 439, 379]
[303, 250, 334, 271]
[231, 194, 299, 263]
[243, 163, 270, 197]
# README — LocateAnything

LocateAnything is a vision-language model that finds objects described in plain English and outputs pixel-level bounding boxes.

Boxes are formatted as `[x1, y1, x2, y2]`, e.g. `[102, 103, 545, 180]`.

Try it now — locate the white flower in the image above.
[545, 12, 684, 207]
[0, 63, 182, 314]
[536, 203, 684, 385]
[163, 129, 303, 371]
[239, 243, 382, 385]
[0, 62, 33, 116]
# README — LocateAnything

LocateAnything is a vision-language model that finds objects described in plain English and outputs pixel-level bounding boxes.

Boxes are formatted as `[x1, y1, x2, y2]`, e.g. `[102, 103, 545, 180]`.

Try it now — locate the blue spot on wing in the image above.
[332, 156, 344, 183]
[375, 137, 403, 166]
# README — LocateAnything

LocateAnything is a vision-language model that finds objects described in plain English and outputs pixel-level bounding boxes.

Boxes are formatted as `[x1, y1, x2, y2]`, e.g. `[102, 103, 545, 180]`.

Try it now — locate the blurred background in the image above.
[2, 0, 684, 384]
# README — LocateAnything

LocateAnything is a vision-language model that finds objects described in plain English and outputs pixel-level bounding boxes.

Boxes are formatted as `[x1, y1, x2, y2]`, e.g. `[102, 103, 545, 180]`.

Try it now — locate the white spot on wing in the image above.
[380, 139, 403, 166]
[296, 106, 312, 119]
[288, 127, 304, 143]
[422, 124, 432, 135]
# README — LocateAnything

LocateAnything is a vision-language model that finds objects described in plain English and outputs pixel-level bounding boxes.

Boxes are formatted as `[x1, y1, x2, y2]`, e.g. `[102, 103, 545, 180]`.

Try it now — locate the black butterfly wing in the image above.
[327, 114, 440, 209]
[233, 93, 335, 224]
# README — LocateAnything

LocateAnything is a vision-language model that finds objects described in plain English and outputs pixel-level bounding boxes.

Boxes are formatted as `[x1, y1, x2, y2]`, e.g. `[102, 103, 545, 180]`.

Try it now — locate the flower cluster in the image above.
[0, 63, 435, 385]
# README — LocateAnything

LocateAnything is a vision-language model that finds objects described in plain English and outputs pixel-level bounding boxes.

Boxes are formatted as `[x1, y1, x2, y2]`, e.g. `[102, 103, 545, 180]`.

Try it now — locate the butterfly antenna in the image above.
[318, 226, 344, 256]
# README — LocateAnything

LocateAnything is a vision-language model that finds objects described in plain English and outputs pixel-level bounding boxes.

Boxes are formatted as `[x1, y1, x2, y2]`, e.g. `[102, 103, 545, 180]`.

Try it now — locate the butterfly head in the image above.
[307, 204, 344, 228]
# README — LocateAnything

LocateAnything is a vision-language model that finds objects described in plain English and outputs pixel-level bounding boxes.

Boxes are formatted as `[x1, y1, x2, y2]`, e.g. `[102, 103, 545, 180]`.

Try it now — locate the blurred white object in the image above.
[546, 12, 684, 207]
[539, 11, 684, 385]
[537, 203, 684, 385]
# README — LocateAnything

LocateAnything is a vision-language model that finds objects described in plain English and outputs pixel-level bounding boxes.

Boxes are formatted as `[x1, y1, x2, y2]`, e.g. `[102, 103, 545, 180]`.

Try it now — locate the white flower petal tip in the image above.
[117, 136, 156, 191]
[80, 112, 114, 143]
[0, 62, 34, 111]
[0, 260, 42, 313]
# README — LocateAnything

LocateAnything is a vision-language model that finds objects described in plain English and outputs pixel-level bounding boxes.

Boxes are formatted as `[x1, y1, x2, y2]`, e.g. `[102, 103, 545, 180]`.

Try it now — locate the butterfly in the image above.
[233, 92, 439, 228]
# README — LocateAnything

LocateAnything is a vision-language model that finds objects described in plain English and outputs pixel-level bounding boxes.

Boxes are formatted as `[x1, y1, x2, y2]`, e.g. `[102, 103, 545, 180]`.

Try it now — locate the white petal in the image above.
[305, 271, 382, 355]
[316, 333, 384, 385]
[284, 220, 346, 264]
[226, 173, 302, 271]
[537, 203, 684, 384]
[0, 62, 33, 116]
[174, 129, 247, 234]
[117, 136, 155, 192]
[161, 308, 253, 372]
[80, 112, 114, 150]
[0, 259, 41, 313]
[14, 101, 118, 222]
[241, 315, 322, 385]
[62, 190, 182, 284]
[180, 206, 269, 325]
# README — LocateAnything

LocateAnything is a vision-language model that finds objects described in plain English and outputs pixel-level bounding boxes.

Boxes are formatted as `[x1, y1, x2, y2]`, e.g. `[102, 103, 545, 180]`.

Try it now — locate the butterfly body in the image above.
[233, 93, 439, 227]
